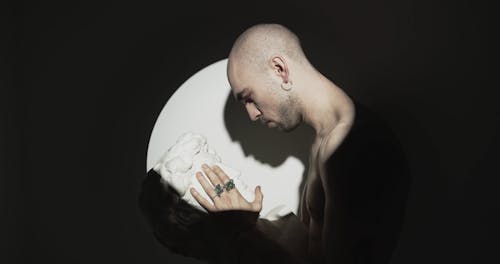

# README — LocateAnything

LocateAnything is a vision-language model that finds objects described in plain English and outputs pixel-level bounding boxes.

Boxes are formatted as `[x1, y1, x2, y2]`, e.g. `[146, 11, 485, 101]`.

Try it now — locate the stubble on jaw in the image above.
[277, 94, 302, 132]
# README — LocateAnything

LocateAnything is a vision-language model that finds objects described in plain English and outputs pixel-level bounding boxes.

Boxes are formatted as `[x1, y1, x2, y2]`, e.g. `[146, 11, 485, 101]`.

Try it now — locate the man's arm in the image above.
[320, 119, 411, 264]
[192, 164, 311, 263]
[139, 168, 311, 263]
[322, 150, 352, 263]
[320, 126, 357, 264]
[323, 189, 353, 264]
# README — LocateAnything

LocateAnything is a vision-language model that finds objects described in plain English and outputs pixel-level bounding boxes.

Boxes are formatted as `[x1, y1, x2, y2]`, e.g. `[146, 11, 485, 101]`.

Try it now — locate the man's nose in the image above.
[245, 102, 261, 121]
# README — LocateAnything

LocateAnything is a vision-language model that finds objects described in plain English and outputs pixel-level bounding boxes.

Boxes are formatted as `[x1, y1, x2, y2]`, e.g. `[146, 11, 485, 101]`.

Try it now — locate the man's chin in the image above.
[277, 122, 301, 133]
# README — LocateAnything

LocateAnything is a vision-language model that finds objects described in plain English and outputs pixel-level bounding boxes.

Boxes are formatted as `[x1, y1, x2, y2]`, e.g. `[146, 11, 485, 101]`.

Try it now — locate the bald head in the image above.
[228, 23, 309, 76]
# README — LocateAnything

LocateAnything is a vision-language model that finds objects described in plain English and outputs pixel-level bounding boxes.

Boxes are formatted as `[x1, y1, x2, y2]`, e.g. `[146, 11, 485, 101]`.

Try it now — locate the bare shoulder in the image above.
[319, 99, 356, 161]
[319, 123, 353, 163]
[317, 123, 353, 194]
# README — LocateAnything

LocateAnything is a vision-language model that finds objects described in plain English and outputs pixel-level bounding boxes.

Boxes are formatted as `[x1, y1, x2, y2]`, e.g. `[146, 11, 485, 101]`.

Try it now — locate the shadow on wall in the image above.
[223, 91, 316, 203]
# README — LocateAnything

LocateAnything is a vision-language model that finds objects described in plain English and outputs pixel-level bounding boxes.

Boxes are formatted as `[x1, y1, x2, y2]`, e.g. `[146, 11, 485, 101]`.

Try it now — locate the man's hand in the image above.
[190, 164, 263, 213]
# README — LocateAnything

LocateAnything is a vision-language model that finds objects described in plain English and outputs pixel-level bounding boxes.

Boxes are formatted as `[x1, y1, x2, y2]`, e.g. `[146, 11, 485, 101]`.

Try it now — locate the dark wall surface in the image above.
[3, 0, 496, 263]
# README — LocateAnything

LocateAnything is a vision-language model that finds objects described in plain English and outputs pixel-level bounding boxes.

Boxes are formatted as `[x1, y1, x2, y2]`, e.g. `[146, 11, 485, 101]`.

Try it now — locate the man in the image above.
[189, 23, 410, 264]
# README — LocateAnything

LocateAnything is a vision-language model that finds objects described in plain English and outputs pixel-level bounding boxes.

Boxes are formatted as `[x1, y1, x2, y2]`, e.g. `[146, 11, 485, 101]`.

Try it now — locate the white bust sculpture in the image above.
[153, 132, 291, 220]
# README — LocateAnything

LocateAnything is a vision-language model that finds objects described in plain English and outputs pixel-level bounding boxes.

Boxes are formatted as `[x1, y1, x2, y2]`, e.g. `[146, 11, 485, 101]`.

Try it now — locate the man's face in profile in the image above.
[228, 62, 301, 132]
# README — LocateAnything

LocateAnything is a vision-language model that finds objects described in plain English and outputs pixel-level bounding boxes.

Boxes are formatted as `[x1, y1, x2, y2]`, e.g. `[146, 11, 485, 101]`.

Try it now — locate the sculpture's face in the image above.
[154, 133, 220, 209]
[153, 132, 293, 220]
[154, 132, 249, 212]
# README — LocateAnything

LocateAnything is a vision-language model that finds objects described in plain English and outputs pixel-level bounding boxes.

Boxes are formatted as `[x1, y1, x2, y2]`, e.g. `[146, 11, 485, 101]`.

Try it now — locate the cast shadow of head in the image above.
[223, 91, 316, 205]
[224, 89, 435, 264]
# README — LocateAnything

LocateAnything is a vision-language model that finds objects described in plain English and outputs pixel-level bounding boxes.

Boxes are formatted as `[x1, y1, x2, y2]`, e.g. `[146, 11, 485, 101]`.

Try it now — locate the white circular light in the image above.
[147, 59, 305, 217]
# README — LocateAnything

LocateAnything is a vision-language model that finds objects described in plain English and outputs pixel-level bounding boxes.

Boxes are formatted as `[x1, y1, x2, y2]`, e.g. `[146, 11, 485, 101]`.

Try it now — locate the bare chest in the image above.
[300, 126, 351, 224]
[300, 141, 327, 224]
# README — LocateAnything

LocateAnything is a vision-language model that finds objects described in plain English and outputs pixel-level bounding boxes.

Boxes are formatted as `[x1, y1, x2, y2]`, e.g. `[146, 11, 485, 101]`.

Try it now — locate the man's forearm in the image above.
[323, 202, 353, 264]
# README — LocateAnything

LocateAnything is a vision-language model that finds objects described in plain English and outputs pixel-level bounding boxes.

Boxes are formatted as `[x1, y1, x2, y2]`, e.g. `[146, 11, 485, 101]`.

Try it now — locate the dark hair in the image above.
[138, 169, 216, 260]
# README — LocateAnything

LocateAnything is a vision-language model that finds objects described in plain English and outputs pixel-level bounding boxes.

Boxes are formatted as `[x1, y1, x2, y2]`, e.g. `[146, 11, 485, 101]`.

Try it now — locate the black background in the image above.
[2, 0, 497, 263]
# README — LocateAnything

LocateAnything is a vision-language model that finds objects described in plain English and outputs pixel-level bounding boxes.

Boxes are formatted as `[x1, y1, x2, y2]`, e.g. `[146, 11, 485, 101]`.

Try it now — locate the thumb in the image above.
[252, 185, 263, 212]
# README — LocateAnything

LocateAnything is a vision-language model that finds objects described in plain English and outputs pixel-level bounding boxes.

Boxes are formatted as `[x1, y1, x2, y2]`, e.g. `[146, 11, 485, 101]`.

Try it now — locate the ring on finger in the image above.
[213, 183, 224, 197]
[223, 179, 235, 191]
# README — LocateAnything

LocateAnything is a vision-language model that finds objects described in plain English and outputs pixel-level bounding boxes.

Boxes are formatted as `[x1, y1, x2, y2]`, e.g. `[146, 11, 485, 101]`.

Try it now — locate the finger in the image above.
[211, 165, 242, 196]
[190, 188, 216, 212]
[211, 165, 230, 182]
[251, 186, 263, 212]
[195, 171, 218, 199]
[201, 164, 223, 187]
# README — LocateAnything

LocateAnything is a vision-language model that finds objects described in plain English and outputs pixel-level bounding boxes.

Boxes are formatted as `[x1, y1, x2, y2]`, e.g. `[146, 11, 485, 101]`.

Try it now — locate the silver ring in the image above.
[223, 179, 235, 191]
[213, 183, 224, 198]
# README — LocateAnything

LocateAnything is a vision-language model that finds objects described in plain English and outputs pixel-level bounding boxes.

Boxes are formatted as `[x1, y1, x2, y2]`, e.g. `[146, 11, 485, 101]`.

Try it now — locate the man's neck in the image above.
[299, 73, 355, 138]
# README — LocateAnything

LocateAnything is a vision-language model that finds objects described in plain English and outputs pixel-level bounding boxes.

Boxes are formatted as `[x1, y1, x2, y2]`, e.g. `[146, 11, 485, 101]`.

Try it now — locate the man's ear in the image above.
[270, 55, 289, 83]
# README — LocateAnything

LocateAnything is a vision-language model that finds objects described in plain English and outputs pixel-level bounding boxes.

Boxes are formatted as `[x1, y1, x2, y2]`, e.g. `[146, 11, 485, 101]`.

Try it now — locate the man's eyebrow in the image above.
[233, 88, 249, 101]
